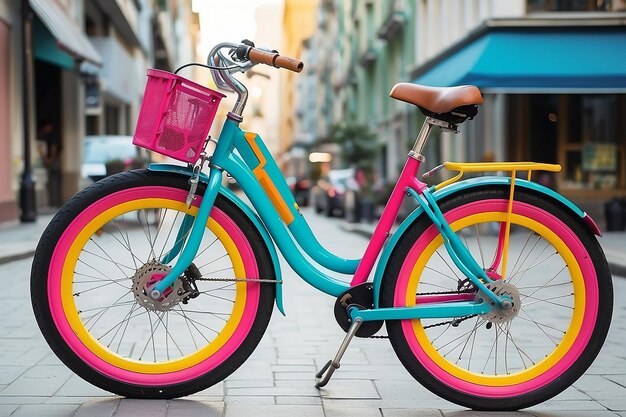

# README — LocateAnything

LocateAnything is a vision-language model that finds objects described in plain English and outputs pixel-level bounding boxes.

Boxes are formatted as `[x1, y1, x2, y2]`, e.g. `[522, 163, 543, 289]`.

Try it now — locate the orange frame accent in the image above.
[244, 132, 295, 224]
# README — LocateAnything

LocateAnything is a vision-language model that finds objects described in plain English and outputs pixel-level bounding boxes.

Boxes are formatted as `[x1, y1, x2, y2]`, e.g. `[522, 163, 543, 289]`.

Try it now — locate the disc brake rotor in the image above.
[478, 281, 521, 324]
[132, 261, 185, 311]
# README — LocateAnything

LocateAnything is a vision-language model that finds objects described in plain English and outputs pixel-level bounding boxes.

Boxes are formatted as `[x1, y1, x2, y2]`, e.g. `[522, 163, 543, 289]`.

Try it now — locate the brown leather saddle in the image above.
[390, 83, 483, 125]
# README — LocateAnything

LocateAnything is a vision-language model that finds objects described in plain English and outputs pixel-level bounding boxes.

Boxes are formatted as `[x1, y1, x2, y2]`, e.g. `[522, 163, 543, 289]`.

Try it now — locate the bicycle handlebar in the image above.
[206, 41, 304, 116]
[247, 47, 304, 73]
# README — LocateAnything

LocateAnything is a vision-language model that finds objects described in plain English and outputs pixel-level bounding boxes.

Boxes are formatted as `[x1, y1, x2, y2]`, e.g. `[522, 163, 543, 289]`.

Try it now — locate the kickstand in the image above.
[315, 318, 363, 388]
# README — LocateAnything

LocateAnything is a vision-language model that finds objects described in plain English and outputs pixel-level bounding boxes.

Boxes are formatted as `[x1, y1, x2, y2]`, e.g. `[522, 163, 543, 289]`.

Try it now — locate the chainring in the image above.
[334, 283, 384, 338]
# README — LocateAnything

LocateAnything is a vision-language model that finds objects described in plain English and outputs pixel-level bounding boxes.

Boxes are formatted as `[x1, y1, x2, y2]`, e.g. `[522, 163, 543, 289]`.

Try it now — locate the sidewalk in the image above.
[0, 212, 55, 266]
[2, 211, 625, 278]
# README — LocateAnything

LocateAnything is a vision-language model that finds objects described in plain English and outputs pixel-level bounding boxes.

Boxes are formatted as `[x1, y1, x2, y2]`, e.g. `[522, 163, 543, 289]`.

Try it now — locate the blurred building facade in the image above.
[279, 0, 319, 175]
[241, 3, 283, 156]
[0, 0, 199, 224]
[293, 0, 626, 227]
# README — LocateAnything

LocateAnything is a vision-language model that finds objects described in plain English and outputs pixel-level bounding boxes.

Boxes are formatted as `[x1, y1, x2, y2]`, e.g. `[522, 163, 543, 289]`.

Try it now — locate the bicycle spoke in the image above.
[519, 265, 568, 301]
[454, 317, 484, 366]
[87, 237, 136, 277]
[508, 230, 539, 279]
[521, 293, 573, 309]
[114, 303, 141, 353]
[176, 305, 212, 344]
[73, 278, 130, 296]
[185, 301, 231, 322]
[193, 236, 220, 262]
[434, 250, 464, 283]
[153, 310, 184, 358]
[76, 259, 129, 291]
[137, 311, 160, 362]
[158, 209, 179, 260]
[197, 253, 230, 270]
[423, 265, 463, 285]
[474, 224, 486, 269]
[516, 311, 564, 345]
[501, 322, 535, 368]
[110, 216, 142, 268]
[516, 281, 571, 290]
[94, 305, 148, 342]
[509, 249, 556, 282]
[171, 309, 220, 335]
[82, 291, 133, 330]
[78, 299, 136, 313]
[140, 212, 157, 262]
[481, 326, 499, 375]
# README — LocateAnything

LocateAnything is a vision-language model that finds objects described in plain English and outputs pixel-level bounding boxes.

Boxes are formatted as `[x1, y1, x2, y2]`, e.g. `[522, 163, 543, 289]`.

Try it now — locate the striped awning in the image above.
[30, 0, 102, 65]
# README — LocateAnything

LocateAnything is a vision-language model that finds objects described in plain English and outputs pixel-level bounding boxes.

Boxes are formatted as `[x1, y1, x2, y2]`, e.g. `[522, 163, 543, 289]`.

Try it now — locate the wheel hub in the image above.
[132, 261, 185, 311]
[478, 281, 521, 324]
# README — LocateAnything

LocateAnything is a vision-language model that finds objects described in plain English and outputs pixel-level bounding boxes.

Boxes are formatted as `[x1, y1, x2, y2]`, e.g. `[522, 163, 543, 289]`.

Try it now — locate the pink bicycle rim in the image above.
[395, 200, 599, 397]
[47, 187, 261, 385]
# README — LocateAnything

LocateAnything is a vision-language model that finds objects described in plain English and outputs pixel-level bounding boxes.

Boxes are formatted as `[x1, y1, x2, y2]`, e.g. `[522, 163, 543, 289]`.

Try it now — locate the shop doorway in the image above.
[35, 60, 62, 207]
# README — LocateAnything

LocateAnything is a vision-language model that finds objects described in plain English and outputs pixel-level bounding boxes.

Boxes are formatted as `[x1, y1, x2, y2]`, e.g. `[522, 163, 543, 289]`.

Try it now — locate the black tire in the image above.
[380, 185, 612, 410]
[31, 169, 276, 398]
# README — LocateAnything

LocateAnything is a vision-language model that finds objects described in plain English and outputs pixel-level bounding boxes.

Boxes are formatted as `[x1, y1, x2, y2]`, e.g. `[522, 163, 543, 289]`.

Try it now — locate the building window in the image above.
[527, 0, 615, 12]
[105, 104, 120, 135]
[561, 95, 625, 191]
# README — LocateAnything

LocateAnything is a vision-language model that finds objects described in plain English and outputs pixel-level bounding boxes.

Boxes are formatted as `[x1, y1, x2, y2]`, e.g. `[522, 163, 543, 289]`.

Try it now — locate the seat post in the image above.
[409, 117, 435, 161]
[410, 116, 460, 161]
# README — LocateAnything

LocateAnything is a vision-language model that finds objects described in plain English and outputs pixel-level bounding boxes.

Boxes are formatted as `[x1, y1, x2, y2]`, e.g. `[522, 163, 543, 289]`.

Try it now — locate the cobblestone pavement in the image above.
[0, 208, 624, 417]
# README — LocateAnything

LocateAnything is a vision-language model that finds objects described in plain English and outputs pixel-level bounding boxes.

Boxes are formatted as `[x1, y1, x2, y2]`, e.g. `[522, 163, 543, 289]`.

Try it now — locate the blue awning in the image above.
[30, 0, 102, 66]
[412, 26, 626, 92]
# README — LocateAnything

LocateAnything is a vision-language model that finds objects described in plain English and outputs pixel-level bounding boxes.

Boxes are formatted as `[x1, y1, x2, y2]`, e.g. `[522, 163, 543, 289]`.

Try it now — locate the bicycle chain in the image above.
[193, 277, 282, 284]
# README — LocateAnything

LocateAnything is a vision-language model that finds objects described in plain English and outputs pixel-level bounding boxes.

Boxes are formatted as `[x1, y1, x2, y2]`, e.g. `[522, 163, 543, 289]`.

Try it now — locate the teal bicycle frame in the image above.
[147, 115, 592, 322]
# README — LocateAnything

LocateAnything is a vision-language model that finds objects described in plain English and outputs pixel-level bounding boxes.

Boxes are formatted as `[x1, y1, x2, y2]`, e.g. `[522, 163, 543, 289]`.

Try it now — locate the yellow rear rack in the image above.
[432, 161, 561, 280]
[435, 161, 561, 191]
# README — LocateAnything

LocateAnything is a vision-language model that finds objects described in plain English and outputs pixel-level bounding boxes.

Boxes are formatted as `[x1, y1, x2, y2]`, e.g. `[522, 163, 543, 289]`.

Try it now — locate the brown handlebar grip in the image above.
[248, 47, 304, 73]
[248, 48, 279, 67]
[274, 55, 304, 73]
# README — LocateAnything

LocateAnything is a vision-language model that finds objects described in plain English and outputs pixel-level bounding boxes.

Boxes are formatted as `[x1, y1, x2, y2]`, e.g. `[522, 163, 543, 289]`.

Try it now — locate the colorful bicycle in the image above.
[30, 41, 613, 410]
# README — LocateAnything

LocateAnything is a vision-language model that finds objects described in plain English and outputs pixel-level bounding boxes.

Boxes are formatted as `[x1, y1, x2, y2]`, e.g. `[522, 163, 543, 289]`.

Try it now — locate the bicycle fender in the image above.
[148, 163, 285, 315]
[372, 176, 600, 308]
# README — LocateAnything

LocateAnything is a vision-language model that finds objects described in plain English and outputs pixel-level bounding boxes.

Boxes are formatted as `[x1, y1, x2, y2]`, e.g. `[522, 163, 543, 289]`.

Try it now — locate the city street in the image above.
[0, 207, 625, 417]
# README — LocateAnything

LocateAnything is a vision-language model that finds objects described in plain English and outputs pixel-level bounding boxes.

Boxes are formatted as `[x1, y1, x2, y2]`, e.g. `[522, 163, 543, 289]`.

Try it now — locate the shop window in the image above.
[562, 95, 625, 191]
[527, 0, 614, 12]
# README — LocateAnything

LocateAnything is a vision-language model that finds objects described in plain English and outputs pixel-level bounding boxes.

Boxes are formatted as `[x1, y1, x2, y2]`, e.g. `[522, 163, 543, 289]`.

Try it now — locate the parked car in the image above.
[311, 168, 356, 217]
[81, 135, 150, 184]
[81, 135, 157, 225]
[286, 176, 311, 207]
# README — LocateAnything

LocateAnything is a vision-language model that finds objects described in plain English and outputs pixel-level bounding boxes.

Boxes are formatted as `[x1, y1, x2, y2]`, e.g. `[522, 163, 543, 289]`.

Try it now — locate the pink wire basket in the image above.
[133, 69, 226, 164]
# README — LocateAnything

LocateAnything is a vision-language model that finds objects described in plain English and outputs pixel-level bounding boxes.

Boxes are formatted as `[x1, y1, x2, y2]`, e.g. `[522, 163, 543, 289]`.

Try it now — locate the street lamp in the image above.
[19, 0, 37, 222]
